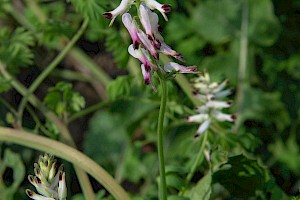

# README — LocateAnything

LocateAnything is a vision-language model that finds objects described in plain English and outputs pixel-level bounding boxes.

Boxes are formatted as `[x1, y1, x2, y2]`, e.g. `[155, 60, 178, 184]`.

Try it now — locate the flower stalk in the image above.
[157, 73, 168, 200]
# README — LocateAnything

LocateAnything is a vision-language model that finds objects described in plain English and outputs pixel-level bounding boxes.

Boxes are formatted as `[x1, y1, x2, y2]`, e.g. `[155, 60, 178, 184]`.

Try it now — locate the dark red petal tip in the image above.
[144, 78, 150, 85]
[162, 4, 172, 13]
[231, 114, 237, 120]
[59, 172, 63, 181]
[26, 189, 34, 197]
[175, 53, 185, 62]
[103, 12, 113, 19]
[227, 101, 233, 105]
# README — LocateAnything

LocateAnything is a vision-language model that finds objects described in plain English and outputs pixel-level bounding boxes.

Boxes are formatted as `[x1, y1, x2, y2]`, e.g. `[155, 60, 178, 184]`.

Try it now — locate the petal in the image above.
[212, 110, 236, 122]
[144, 0, 171, 21]
[141, 64, 151, 85]
[187, 113, 209, 123]
[140, 3, 153, 37]
[137, 30, 159, 59]
[103, 0, 133, 26]
[164, 62, 197, 73]
[58, 172, 67, 199]
[196, 119, 211, 135]
[160, 43, 185, 62]
[206, 100, 232, 109]
[26, 189, 55, 200]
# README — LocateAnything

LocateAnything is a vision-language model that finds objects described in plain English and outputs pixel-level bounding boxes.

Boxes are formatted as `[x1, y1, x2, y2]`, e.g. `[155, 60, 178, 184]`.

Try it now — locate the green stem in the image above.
[68, 101, 109, 123]
[234, 0, 249, 132]
[69, 48, 111, 86]
[0, 126, 130, 200]
[0, 63, 95, 200]
[157, 74, 168, 200]
[186, 131, 208, 183]
[17, 18, 89, 125]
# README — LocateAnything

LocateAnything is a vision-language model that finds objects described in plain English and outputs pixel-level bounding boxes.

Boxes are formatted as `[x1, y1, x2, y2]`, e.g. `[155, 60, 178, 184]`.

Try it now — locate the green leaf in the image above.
[184, 171, 212, 200]
[43, 82, 85, 118]
[269, 134, 300, 174]
[0, 76, 12, 93]
[192, 0, 241, 44]
[107, 76, 133, 101]
[0, 27, 34, 73]
[166, 174, 186, 190]
[239, 86, 290, 131]
[67, 0, 105, 20]
[249, 0, 281, 46]
[213, 155, 267, 198]
[0, 149, 25, 200]
[83, 111, 128, 174]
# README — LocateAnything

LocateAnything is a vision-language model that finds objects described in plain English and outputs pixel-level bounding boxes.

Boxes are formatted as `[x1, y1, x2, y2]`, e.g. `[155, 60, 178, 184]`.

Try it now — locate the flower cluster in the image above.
[26, 154, 67, 200]
[187, 72, 236, 138]
[103, 0, 197, 90]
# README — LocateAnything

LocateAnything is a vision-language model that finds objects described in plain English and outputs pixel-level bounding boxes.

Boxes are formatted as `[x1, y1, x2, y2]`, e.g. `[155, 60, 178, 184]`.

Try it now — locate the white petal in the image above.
[196, 119, 211, 134]
[187, 114, 209, 123]
[206, 100, 232, 109]
[212, 110, 235, 122]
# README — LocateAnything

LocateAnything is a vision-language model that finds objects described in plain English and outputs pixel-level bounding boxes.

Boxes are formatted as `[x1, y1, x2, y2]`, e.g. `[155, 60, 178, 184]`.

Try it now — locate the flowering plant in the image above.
[0, 0, 297, 199]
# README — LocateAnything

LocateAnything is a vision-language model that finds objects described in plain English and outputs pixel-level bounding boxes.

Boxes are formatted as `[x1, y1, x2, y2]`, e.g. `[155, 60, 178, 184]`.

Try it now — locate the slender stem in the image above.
[68, 101, 109, 123]
[17, 18, 89, 125]
[157, 74, 168, 200]
[234, 0, 249, 132]
[68, 48, 111, 86]
[186, 131, 208, 183]
[0, 63, 95, 200]
[0, 127, 130, 200]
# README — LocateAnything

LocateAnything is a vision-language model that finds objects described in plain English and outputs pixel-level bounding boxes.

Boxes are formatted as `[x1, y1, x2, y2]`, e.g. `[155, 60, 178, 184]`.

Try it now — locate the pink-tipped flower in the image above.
[140, 64, 151, 85]
[164, 62, 197, 74]
[128, 44, 155, 70]
[122, 13, 141, 49]
[144, 0, 171, 21]
[137, 30, 159, 60]
[139, 3, 165, 49]
[160, 42, 185, 62]
[103, 0, 133, 26]
[141, 64, 157, 91]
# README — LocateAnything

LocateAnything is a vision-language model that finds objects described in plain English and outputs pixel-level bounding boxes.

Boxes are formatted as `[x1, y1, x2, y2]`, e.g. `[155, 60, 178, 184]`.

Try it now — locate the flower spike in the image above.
[26, 154, 67, 200]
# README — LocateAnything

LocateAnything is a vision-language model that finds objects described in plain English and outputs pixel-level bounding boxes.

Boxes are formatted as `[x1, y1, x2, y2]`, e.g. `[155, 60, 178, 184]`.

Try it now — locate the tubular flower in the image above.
[187, 72, 236, 138]
[144, 0, 171, 21]
[160, 42, 185, 62]
[122, 13, 141, 49]
[128, 44, 155, 71]
[26, 154, 67, 200]
[164, 62, 197, 74]
[137, 29, 159, 60]
[103, 0, 134, 26]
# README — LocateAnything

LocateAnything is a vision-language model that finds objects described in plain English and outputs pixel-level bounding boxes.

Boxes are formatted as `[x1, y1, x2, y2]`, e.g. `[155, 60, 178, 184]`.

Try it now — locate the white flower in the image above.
[187, 72, 236, 138]
[137, 29, 159, 60]
[128, 44, 155, 70]
[160, 42, 185, 62]
[122, 13, 141, 49]
[103, 0, 134, 26]
[164, 62, 197, 73]
[26, 154, 67, 200]
[144, 0, 171, 21]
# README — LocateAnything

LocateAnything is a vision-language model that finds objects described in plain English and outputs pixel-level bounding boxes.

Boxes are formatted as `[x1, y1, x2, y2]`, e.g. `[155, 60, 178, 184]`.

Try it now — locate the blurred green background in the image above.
[1, 0, 300, 199]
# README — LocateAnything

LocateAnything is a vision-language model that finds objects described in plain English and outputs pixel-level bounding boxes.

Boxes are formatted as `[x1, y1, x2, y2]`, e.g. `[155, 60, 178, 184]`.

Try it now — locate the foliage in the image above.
[43, 82, 85, 119]
[0, 0, 299, 199]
